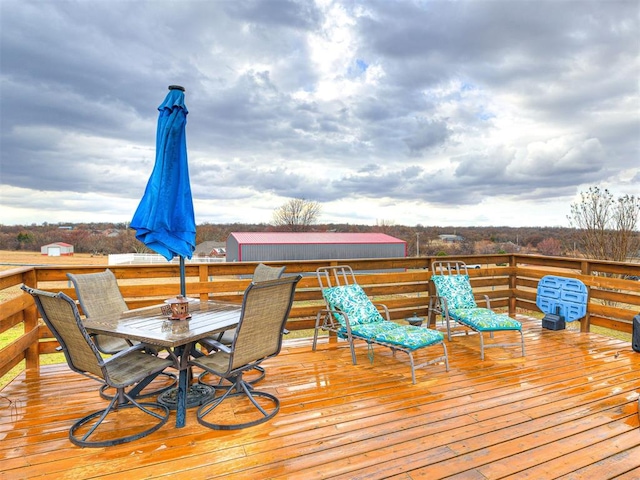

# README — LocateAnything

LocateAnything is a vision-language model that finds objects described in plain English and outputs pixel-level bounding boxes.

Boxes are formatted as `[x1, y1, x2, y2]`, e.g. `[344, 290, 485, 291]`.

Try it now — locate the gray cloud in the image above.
[1, 0, 638, 227]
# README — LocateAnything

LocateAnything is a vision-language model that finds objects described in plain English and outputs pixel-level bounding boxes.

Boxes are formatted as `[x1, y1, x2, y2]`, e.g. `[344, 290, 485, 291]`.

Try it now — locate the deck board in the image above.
[1, 316, 639, 479]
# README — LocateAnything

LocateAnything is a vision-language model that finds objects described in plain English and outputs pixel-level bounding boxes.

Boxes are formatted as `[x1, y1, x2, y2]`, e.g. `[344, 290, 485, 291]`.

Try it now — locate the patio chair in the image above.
[67, 269, 131, 354]
[21, 285, 172, 447]
[198, 263, 286, 387]
[430, 261, 525, 360]
[67, 269, 177, 399]
[313, 265, 448, 384]
[190, 275, 301, 430]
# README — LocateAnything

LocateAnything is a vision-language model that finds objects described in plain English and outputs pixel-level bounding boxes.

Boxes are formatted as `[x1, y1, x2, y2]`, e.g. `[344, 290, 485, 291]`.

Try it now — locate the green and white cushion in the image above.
[449, 308, 521, 331]
[431, 274, 477, 309]
[347, 321, 401, 340]
[322, 284, 385, 326]
[373, 325, 444, 350]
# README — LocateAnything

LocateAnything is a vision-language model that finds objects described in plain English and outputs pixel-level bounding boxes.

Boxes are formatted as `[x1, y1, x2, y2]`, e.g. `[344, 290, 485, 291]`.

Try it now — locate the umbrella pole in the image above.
[180, 256, 186, 297]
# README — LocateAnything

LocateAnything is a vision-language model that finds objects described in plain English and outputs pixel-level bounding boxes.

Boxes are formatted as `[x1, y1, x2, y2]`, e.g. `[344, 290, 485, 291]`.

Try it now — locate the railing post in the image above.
[509, 255, 517, 318]
[198, 264, 209, 303]
[24, 269, 40, 376]
[580, 260, 592, 333]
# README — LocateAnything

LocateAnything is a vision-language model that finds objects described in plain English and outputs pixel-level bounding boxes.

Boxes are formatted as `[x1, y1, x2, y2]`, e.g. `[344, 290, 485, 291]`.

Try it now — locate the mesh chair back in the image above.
[230, 275, 300, 370]
[253, 263, 285, 283]
[67, 269, 128, 318]
[23, 286, 104, 378]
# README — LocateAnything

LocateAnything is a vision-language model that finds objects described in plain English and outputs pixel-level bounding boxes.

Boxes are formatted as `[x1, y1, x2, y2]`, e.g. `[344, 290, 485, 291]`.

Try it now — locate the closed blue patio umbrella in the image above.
[130, 85, 195, 296]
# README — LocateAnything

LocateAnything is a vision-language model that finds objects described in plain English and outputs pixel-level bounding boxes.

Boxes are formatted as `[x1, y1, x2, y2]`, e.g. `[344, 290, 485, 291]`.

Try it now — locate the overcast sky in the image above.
[1, 0, 638, 228]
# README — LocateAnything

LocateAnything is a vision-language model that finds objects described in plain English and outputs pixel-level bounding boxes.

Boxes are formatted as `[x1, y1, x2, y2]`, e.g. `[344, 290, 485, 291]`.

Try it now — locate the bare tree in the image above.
[272, 198, 322, 232]
[374, 219, 396, 234]
[568, 187, 640, 261]
[474, 240, 497, 255]
[537, 237, 563, 256]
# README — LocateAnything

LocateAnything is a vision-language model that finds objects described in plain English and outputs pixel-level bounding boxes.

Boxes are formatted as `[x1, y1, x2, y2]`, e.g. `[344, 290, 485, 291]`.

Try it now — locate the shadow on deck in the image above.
[1, 316, 639, 479]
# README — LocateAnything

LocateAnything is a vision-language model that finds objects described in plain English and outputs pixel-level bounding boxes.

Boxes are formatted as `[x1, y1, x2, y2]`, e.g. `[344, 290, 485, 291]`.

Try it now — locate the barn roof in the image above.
[194, 241, 226, 255]
[229, 232, 405, 245]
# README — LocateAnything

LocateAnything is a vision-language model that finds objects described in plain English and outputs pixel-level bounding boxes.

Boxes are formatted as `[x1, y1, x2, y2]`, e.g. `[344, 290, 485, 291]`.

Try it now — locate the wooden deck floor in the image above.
[2, 316, 639, 480]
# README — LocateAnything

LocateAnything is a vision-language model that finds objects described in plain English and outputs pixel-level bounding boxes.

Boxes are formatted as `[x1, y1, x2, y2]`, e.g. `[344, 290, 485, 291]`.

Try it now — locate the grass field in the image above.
[0, 250, 109, 271]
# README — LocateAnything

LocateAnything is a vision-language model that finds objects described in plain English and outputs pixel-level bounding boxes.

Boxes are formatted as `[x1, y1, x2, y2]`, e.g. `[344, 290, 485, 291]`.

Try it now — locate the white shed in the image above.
[41, 242, 74, 256]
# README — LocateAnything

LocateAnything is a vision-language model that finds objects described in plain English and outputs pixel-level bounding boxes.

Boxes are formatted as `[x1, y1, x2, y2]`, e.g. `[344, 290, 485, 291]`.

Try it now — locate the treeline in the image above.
[0, 222, 582, 257]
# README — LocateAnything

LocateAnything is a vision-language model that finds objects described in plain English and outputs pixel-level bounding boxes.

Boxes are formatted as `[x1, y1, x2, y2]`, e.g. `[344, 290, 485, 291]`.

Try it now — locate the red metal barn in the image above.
[226, 232, 407, 262]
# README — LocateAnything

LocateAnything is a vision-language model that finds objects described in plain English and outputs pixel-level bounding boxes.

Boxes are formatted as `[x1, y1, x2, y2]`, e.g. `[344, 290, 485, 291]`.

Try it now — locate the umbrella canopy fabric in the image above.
[131, 86, 195, 261]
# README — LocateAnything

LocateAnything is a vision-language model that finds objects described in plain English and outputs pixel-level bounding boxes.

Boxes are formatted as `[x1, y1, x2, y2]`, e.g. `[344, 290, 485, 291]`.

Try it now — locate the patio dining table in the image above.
[84, 299, 241, 428]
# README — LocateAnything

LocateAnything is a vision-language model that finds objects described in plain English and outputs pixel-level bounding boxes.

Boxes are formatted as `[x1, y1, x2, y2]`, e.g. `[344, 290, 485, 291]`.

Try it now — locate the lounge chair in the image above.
[313, 265, 448, 384]
[430, 261, 525, 360]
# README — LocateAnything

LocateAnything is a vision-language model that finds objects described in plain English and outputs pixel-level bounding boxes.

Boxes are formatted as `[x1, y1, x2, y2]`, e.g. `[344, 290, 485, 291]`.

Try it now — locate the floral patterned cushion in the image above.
[374, 325, 444, 350]
[348, 321, 401, 339]
[322, 284, 385, 326]
[431, 274, 477, 309]
[449, 307, 521, 331]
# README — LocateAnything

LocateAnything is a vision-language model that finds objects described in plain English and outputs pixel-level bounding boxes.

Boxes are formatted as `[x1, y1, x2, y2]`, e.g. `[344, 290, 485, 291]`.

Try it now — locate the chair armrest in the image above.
[429, 295, 447, 314]
[317, 308, 354, 332]
[429, 295, 441, 313]
[99, 343, 146, 366]
[199, 337, 232, 354]
[318, 307, 346, 320]
[482, 294, 491, 309]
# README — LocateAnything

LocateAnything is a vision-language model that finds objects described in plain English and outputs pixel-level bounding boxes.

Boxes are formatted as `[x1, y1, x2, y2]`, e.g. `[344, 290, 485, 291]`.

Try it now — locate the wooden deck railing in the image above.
[2, 254, 639, 383]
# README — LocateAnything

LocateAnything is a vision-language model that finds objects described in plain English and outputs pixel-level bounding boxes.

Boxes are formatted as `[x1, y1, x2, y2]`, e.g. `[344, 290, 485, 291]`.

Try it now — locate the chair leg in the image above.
[408, 352, 416, 384]
[479, 332, 485, 360]
[198, 366, 265, 388]
[196, 374, 280, 430]
[442, 342, 449, 371]
[312, 312, 322, 352]
[348, 336, 357, 365]
[69, 390, 169, 447]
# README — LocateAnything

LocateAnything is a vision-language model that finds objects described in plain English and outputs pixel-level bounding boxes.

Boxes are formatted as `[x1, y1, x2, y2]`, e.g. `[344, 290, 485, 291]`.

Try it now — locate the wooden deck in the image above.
[1, 316, 639, 479]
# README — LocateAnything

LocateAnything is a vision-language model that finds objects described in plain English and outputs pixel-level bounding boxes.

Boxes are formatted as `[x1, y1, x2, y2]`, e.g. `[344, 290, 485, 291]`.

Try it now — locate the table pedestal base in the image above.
[157, 384, 215, 410]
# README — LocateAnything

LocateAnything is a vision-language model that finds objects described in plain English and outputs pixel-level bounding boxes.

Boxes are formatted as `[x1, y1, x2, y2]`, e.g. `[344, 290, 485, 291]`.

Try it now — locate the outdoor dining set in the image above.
[22, 263, 300, 446]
